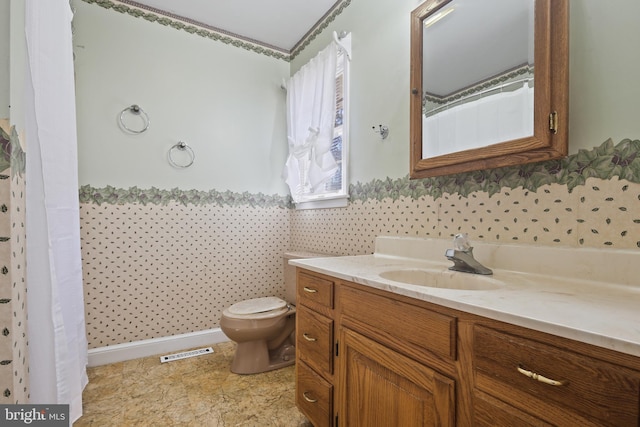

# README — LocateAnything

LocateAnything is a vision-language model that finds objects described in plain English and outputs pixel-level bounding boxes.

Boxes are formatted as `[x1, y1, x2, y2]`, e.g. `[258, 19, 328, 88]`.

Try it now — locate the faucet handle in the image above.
[453, 233, 472, 251]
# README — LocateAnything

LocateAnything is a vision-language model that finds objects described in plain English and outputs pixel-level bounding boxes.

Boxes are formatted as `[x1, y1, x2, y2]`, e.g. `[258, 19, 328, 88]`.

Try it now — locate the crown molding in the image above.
[80, 0, 352, 62]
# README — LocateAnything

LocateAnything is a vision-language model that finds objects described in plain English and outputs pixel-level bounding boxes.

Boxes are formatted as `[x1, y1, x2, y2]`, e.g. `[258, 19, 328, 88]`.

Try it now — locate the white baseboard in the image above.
[88, 328, 230, 367]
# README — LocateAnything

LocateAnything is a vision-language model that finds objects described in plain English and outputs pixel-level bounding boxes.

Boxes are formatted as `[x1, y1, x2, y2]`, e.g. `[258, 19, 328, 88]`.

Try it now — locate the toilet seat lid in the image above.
[228, 297, 287, 315]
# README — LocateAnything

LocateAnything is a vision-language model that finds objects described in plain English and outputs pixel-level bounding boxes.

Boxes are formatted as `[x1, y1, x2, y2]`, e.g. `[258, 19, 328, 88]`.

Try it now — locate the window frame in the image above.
[294, 40, 350, 210]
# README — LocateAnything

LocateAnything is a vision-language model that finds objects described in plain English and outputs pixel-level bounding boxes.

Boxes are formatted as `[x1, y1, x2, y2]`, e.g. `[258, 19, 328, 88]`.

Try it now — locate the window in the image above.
[294, 41, 350, 210]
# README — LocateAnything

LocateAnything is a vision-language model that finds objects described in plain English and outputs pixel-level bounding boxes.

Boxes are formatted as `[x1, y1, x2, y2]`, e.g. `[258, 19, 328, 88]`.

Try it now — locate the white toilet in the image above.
[220, 251, 327, 374]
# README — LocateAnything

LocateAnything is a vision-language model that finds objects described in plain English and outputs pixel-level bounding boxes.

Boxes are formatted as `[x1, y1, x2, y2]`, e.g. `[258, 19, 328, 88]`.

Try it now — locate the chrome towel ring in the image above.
[119, 104, 150, 134]
[168, 141, 195, 168]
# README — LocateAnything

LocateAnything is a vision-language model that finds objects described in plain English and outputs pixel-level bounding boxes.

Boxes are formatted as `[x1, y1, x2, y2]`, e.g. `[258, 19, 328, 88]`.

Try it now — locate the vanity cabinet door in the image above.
[338, 327, 455, 427]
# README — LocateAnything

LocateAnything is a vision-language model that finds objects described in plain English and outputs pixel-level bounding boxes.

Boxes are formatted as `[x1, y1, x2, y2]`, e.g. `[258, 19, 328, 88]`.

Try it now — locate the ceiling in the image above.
[125, 0, 340, 52]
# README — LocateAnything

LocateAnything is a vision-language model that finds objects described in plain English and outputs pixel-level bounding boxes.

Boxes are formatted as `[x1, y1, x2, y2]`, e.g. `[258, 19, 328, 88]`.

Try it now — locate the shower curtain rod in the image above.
[333, 30, 351, 61]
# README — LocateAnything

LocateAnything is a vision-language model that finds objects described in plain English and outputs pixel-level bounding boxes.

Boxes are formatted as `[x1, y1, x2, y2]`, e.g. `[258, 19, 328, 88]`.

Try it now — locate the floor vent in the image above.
[160, 347, 214, 363]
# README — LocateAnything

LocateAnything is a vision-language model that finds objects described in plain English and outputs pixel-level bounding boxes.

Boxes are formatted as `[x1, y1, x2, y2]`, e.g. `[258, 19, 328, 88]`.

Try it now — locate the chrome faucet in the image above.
[445, 234, 493, 275]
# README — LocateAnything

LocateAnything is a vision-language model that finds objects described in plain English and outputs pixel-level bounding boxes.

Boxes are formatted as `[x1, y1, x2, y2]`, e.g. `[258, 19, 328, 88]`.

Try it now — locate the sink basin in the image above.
[379, 268, 503, 291]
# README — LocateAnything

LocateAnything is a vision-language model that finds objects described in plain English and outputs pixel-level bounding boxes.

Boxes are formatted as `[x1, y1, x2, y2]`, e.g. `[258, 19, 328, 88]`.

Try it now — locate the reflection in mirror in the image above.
[410, 0, 569, 179]
[422, 0, 535, 158]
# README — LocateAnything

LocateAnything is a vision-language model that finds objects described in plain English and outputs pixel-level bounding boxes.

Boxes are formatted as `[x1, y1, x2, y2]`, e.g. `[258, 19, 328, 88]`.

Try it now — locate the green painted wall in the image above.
[73, 1, 290, 194]
[0, 1, 9, 118]
[292, 0, 640, 185]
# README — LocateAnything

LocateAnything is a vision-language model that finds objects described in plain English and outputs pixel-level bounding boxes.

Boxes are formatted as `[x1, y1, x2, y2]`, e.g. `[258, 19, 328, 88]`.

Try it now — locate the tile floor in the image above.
[74, 341, 311, 426]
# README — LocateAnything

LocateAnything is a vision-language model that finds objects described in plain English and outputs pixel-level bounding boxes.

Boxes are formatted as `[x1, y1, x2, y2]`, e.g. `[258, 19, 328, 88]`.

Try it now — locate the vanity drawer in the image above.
[473, 325, 640, 426]
[297, 304, 334, 377]
[297, 270, 334, 309]
[297, 360, 333, 427]
[340, 285, 457, 360]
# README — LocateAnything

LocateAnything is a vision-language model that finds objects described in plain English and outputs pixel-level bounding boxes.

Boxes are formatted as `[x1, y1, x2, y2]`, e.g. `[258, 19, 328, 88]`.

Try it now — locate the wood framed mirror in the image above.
[410, 0, 569, 179]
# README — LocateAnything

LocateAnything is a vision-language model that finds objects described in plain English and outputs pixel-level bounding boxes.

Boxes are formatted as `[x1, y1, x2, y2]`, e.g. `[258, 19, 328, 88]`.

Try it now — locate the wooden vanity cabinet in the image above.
[294, 268, 640, 427]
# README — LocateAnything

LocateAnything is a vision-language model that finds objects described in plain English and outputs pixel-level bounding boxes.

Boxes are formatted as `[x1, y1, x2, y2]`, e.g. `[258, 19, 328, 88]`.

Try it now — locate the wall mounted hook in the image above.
[372, 124, 389, 140]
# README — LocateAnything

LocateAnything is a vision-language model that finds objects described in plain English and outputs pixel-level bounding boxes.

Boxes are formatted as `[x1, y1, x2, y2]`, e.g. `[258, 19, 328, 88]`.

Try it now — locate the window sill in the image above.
[294, 196, 349, 210]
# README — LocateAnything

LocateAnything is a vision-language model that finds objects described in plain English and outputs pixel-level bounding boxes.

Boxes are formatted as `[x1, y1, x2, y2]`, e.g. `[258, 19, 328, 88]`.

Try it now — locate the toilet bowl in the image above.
[220, 251, 329, 374]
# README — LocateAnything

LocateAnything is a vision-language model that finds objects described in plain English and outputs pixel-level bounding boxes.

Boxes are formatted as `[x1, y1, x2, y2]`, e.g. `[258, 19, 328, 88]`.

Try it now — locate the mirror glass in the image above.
[422, 0, 534, 158]
[410, 0, 569, 179]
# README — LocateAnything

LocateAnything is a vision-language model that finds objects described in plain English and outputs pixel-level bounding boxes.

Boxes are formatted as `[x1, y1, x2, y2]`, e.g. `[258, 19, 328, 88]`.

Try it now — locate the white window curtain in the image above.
[283, 42, 339, 202]
[25, 0, 88, 423]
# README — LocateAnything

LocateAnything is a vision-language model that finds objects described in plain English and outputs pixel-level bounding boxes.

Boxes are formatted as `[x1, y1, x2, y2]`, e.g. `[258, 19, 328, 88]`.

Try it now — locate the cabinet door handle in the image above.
[303, 333, 317, 342]
[517, 365, 568, 386]
[303, 391, 318, 403]
[303, 286, 318, 293]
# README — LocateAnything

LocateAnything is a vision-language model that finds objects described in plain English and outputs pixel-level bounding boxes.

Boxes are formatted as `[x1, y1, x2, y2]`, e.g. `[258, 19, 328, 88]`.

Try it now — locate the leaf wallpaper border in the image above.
[351, 138, 640, 202]
[78, 185, 293, 208]
[0, 125, 25, 178]
[289, 0, 353, 61]
[79, 0, 352, 62]
[80, 138, 640, 208]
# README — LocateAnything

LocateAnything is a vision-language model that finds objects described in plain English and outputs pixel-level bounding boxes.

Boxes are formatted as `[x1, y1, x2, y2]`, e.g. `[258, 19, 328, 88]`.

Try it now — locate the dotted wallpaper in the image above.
[9, 172, 27, 403]
[80, 202, 290, 347]
[0, 171, 12, 401]
[0, 121, 28, 404]
[80, 138, 640, 348]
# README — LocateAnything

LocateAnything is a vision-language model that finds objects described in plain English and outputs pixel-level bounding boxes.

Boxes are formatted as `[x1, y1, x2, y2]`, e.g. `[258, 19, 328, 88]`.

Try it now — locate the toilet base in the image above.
[230, 339, 296, 375]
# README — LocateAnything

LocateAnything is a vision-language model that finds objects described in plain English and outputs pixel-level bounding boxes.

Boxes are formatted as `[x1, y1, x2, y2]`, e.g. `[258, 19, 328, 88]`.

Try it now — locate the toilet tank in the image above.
[283, 251, 332, 304]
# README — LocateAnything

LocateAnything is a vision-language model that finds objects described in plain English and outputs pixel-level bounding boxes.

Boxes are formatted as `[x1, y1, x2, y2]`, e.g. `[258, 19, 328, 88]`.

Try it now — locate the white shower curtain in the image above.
[25, 0, 88, 423]
[423, 83, 534, 158]
[283, 42, 338, 202]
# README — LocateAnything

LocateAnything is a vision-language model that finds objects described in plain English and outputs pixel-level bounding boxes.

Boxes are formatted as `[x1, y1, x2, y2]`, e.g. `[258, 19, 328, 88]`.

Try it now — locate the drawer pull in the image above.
[303, 333, 317, 342]
[517, 365, 568, 386]
[302, 391, 318, 403]
[303, 286, 318, 293]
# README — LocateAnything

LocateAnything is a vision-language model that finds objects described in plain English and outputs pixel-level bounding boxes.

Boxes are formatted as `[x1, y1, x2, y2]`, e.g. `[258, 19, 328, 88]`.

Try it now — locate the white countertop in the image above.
[289, 236, 640, 358]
